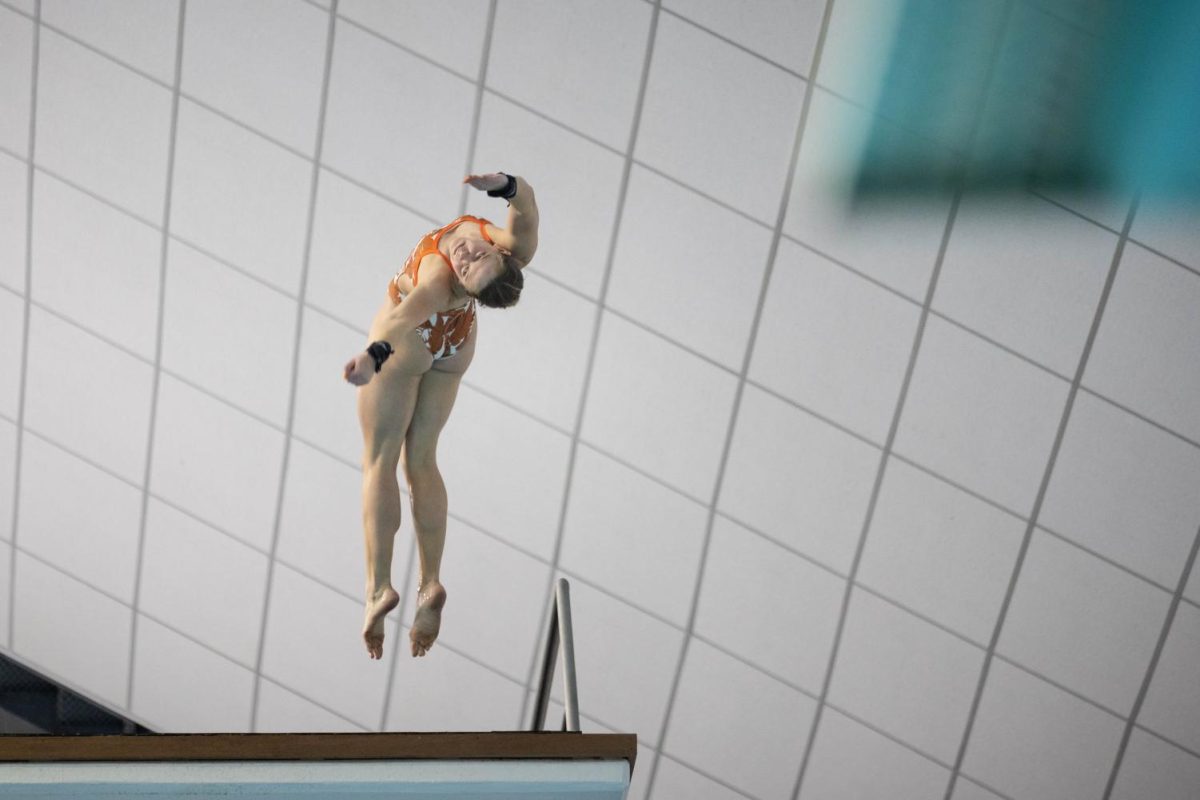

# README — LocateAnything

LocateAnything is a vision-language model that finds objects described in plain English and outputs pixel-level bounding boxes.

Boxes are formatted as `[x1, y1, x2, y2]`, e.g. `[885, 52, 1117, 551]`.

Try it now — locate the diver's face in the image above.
[450, 237, 505, 295]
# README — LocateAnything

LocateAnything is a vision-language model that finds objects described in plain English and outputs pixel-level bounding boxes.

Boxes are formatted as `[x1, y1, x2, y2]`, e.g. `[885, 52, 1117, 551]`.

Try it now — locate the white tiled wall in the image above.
[2, 3, 1198, 800]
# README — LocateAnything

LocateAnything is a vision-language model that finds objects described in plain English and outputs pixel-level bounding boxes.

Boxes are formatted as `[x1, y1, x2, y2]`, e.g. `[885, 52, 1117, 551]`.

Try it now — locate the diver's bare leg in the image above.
[356, 321, 429, 660]
[402, 336, 473, 657]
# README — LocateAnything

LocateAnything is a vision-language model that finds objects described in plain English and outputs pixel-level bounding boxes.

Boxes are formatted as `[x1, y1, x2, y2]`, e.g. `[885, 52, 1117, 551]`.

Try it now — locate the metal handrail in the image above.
[529, 578, 580, 732]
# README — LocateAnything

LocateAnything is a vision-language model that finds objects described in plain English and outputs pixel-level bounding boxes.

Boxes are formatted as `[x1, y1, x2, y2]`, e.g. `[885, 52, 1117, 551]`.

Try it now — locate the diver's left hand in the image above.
[463, 173, 510, 193]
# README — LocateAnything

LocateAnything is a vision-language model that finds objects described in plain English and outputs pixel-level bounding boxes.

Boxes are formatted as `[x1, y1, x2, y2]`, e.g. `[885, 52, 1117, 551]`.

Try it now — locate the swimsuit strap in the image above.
[408, 216, 495, 287]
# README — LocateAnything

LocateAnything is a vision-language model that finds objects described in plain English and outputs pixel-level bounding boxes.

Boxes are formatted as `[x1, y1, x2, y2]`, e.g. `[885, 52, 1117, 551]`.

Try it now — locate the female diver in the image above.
[343, 172, 539, 660]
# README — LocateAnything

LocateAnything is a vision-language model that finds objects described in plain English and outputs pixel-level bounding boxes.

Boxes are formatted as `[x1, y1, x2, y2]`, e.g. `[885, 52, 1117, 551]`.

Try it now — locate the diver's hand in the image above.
[343, 352, 374, 386]
[463, 173, 511, 193]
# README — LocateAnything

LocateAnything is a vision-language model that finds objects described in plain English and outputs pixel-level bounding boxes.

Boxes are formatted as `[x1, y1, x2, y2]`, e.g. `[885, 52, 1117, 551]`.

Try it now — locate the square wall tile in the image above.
[583, 312, 738, 501]
[139, 498, 268, 666]
[488, 0, 651, 151]
[1086, 244, 1200, 442]
[150, 374, 285, 550]
[1139, 601, 1200, 753]
[695, 515, 844, 693]
[13, 552, 132, 709]
[719, 384, 879, 573]
[829, 588, 984, 763]
[607, 166, 772, 371]
[799, 707, 950, 800]
[465, 272, 595, 432]
[291, 306, 363, 466]
[0, 152, 27, 291]
[307, 169, 433, 326]
[31, 172, 161, 360]
[465, 93, 625, 301]
[260, 563, 397, 729]
[1043, 392, 1200, 589]
[323, 22, 474, 222]
[24, 308, 153, 484]
[0, 8, 34, 157]
[1131, 198, 1200, 272]
[131, 615, 254, 732]
[663, 0, 823, 74]
[857, 458, 1025, 645]
[340, 0, 489, 79]
[1112, 729, 1200, 800]
[0, 419, 15, 542]
[637, 13, 805, 224]
[276, 439, 369, 598]
[895, 315, 1069, 515]
[652, 755, 750, 800]
[556, 581, 684, 744]
[406, 518, 548, 681]
[171, 99, 311, 294]
[750, 238, 921, 443]
[42, 0, 180, 84]
[0, 290, 24, 420]
[254, 678, 367, 732]
[1000, 531, 1168, 715]
[182, 0, 329, 155]
[386, 642, 524, 731]
[436, 386, 571, 560]
[18, 435, 141, 603]
[36, 29, 171, 221]
[162, 240, 298, 425]
[664, 638, 815, 799]
[785, 89, 952, 301]
[935, 194, 1117, 376]
[962, 659, 1124, 800]
[560, 446, 707, 628]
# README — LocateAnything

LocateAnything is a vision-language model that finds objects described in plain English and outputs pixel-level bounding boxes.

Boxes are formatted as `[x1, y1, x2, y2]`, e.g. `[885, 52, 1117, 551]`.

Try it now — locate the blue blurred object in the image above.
[851, 0, 1200, 199]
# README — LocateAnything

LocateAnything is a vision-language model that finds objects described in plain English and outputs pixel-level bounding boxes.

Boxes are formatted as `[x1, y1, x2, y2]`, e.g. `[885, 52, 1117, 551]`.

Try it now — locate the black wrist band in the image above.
[486, 173, 518, 200]
[366, 341, 393, 373]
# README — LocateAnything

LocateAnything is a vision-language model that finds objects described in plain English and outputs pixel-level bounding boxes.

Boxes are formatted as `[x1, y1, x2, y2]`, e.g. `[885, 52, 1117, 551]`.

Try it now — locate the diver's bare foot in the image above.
[410, 581, 446, 658]
[362, 587, 399, 660]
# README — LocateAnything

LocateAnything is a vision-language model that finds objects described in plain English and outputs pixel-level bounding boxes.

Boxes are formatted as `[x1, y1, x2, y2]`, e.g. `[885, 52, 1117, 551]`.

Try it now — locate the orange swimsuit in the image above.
[388, 215, 494, 360]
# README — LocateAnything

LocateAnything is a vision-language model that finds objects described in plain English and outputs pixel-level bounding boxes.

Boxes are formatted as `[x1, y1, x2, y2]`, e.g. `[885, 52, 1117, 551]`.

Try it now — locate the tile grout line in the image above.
[7, 0, 39, 652]
[1101, 520, 1200, 797]
[943, 193, 1142, 800]
[796, 0, 1032, 793]
[515, 0, 664, 732]
[5, 543, 375, 733]
[788, 114, 958, 800]
[12, 406, 1200, 758]
[14, 150, 1200, 420]
[639, 0, 837, 792]
[6, 1, 1199, 287]
[14, 398, 1181, 729]
[248, 0, 339, 733]
[455, 0, 498, 218]
[7, 0, 1199, 753]
[378, 0, 501, 734]
[5, 268, 1195, 627]
[123, 0, 186, 713]
[13, 267, 1200, 570]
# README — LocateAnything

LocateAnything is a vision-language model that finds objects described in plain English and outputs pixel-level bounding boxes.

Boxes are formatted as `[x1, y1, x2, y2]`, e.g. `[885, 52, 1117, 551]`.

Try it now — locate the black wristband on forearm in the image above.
[486, 173, 518, 200]
[366, 341, 394, 373]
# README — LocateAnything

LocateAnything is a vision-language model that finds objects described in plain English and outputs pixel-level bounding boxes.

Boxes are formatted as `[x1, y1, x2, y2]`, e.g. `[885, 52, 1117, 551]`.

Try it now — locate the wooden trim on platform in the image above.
[0, 733, 637, 769]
